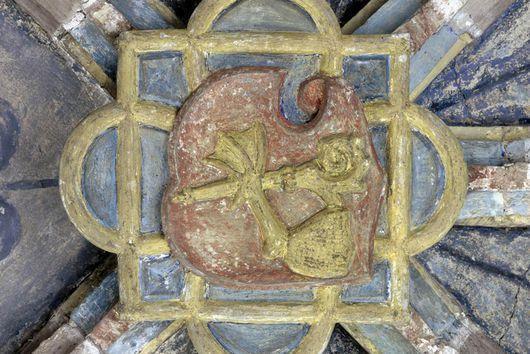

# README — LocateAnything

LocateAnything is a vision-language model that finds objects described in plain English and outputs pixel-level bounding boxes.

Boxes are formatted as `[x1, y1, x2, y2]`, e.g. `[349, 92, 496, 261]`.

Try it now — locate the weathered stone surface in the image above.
[70, 272, 119, 334]
[163, 68, 385, 288]
[33, 322, 85, 354]
[206, 283, 314, 302]
[0, 4, 110, 183]
[139, 255, 185, 302]
[71, 338, 103, 354]
[139, 52, 189, 108]
[0, 3, 109, 350]
[341, 261, 390, 303]
[107, 321, 173, 354]
[212, 0, 317, 33]
[323, 324, 366, 353]
[14, 0, 81, 34]
[355, 324, 417, 353]
[468, 164, 530, 191]
[418, 234, 529, 353]
[428, 227, 530, 282]
[418, 0, 529, 125]
[88, 307, 130, 351]
[354, 0, 424, 34]
[0, 188, 104, 351]
[208, 323, 309, 354]
[154, 327, 196, 354]
[499, 286, 529, 352]
[70, 18, 118, 78]
[394, 0, 465, 52]
[108, 0, 174, 30]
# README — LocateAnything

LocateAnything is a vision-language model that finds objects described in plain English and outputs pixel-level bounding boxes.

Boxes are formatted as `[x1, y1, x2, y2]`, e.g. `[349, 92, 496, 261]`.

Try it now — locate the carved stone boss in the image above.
[163, 69, 385, 287]
[59, 0, 468, 352]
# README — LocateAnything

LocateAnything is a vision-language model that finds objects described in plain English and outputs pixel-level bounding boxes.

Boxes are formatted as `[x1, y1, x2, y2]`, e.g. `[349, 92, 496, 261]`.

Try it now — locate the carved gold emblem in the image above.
[174, 122, 370, 278]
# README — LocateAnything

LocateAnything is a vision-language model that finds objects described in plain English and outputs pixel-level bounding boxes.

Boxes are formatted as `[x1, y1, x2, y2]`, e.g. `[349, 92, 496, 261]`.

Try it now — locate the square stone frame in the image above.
[59, 12, 468, 352]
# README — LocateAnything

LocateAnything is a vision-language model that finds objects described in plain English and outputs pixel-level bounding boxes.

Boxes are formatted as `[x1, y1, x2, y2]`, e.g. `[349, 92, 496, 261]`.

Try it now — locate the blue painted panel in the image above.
[370, 125, 388, 237]
[343, 56, 389, 101]
[356, 324, 417, 353]
[0, 197, 20, 261]
[459, 190, 530, 220]
[0, 97, 19, 171]
[354, 0, 423, 34]
[409, 265, 462, 341]
[70, 19, 118, 78]
[505, 138, 530, 162]
[208, 323, 309, 354]
[206, 53, 320, 125]
[504, 190, 530, 216]
[70, 272, 119, 334]
[368, 127, 445, 231]
[460, 140, 504, 165]
[417, 0, 529, 126]
[108, 321, 173, 354]
[341, 261, 390, 303]
[212, 0, 317, 33]
[459, 191, 504, 219]
[410, 26, 460, 93]
[109, 0, 172, 30]
[411, 131, 445, 228]
[140, 126, 169, 233]
[139, 254, 185, 302]
[82, 128, 118, 229]
[139, 52, 189, 107]
[206, 285, 314, 302]
[370, 125, 388, 168]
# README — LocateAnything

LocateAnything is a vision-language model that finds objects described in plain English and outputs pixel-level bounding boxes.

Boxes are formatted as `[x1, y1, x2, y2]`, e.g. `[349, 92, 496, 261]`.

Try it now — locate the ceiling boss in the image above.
[59, 0, 468, 352]
[162, 69, 386, 287]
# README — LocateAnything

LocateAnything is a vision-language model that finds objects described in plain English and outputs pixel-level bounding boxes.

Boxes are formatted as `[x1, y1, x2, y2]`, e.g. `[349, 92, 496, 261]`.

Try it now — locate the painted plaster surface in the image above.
[323, 324, 366, 353]
[410, 25, 460, 93]
[418, 0, 530, 125]
[0, 2, 109, 350]
[140, 127, 170, 233]
[206, 53, 321, 125]
[154, 327, 197, 353]
[411, 131, 445, 228]
[212, 0, 317, 33]
[208, 323, 309, 354]
[341, 261, 390, 303]
[83, 128, 118, 229]
[418, 227, 530, 353]
[342, 55, 389, 101]
[108, 0, 173, 30]
[70, 272, 119, 334]
[410, 265, 464, 341]
[355, 324, 417, 353]
[107, 321, 173, 354]
[139, 52, 189, 107]
[206, 284, 314, 302]
[354, 0, 424, 35]
[139, 254, 185, 301]
[70, 18, 118, 78]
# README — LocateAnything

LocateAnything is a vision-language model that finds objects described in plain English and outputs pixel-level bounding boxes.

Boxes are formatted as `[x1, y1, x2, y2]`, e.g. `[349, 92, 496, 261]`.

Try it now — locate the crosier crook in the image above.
[173, 121, 370, 275]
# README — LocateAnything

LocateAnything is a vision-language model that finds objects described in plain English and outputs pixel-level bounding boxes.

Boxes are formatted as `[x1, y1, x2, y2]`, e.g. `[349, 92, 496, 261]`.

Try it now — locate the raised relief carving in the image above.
[162, 67, 386, 288]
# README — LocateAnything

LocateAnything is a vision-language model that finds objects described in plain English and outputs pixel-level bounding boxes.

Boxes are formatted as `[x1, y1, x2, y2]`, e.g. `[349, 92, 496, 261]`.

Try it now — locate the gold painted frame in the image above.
[60, 0, 468, 352]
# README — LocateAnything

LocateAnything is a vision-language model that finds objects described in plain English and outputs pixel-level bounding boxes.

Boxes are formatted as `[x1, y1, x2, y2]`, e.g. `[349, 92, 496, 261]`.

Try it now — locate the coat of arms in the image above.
[59, 0, 477, 352]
